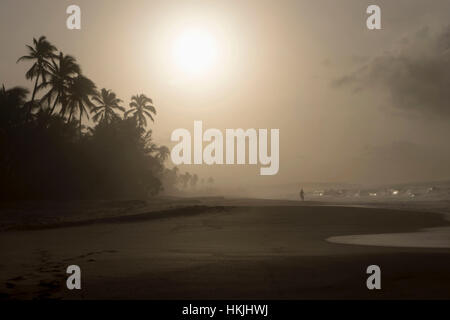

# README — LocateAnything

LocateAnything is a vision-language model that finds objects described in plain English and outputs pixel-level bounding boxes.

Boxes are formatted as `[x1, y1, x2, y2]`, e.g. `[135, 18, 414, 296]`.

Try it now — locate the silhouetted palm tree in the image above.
[155, 145, 170, 162]
[0, 85, 29, 126]
[124, 94, 156, 128]
[17, 36, 57, 115]
[0, 85, 29, 108]
[190, 174, 198, 189]
[65, 75, 97, 135]
[91, 89, 125, 124]
[180, 172, 192, 189]
[39, 52, 81, 115]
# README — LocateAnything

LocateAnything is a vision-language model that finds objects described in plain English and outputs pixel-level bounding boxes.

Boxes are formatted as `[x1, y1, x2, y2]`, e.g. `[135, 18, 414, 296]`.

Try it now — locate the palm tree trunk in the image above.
[31, 73, 39, 103]
[79, 112, 82, 138]
[50, 95, 59, 115]
[27, 73, 40, 121]
[68, 110, 73, 123]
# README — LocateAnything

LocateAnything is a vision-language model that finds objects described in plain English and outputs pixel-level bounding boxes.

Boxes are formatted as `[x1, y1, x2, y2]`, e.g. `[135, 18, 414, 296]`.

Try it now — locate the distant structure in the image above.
[300, 188, 305, 201]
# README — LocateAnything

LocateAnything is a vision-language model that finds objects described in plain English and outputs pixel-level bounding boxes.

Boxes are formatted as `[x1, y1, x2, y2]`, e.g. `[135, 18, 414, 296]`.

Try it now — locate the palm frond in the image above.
[143, 110, 155, 122]
[143, 104, 156, 114]
[124, 109, 134, 118]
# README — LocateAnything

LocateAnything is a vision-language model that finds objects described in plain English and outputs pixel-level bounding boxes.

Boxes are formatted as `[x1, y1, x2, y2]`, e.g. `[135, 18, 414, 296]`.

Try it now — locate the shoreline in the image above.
[2, 197, 449, 233]
[327, 224, 450, 249]
[326, 202, 450, 249]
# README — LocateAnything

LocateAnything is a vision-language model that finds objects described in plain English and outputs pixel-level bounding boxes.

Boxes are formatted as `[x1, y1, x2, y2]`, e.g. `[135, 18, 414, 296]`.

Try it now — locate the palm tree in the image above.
[0, 85, 29, 126]
[17, 36, 57, 115]
[155, 145, 170, 162]
[124, 94, 156, 128]
[39, 52, 81, 115]
[64, 75, 97, 135]
[0, 85, 29, 108]
[190, 174, 199, 189]
[91, 89, 125, 124]
[180, 172, 192, 189]
[142, 130, 158, 154]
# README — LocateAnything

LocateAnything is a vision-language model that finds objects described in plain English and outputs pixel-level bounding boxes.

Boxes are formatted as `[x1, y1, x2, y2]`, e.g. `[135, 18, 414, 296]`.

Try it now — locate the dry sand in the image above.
[1, 200, 450, 300]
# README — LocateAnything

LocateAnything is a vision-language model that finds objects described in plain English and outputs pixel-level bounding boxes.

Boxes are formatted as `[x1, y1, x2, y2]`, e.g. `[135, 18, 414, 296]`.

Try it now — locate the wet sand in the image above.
[328, 226, 450, 248]
[1, 203, 450, 299]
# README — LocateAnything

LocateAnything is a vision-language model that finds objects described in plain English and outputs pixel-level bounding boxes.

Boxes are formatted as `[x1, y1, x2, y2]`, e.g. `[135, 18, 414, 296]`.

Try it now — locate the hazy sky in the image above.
[1, 0, 450, 187]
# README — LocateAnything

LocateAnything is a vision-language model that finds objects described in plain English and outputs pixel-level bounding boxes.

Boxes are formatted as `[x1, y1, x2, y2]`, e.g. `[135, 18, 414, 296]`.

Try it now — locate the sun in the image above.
[172, 28, 218, 76]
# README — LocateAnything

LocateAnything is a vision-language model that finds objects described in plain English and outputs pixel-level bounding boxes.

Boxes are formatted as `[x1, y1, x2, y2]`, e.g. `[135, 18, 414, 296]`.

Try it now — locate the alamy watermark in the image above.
[66, 4, 382, 31]
[366, 265, 381, 290]
[366, 5, 382, 30]
[170, 121, 279, 176]
[66, 265, 81, 290]
[66, 5, 81, 30]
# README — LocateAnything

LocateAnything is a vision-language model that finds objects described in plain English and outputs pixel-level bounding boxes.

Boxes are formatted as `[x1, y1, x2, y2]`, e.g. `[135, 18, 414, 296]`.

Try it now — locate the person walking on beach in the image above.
[300, 188, 305, 201]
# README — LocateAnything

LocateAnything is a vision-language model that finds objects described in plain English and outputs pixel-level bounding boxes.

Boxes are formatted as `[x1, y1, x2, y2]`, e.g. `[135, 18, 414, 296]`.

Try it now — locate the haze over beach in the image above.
[2, 0, 450, 187]
[1, 0, 450, 300]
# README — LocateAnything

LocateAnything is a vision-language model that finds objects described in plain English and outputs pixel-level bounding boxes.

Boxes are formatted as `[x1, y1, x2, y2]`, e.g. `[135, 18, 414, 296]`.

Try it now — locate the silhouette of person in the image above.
[300, 188, 305, 201]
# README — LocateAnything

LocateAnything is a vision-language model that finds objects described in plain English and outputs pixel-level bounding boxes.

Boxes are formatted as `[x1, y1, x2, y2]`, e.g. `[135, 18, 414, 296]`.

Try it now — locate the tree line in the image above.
[0, 36, 212, 201]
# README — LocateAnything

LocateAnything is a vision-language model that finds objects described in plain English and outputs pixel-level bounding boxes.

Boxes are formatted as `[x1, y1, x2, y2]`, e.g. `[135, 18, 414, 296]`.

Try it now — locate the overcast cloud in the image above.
[335, 25, 450, 118]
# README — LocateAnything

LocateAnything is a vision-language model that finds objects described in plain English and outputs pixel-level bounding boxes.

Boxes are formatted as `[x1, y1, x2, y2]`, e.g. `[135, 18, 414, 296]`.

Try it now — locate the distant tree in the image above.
[180, 172, 192, 189]
[155, 145, 170, 163]
[91, 89, 125, 124]
[171, 167, 180, 188]
[86, 118, 163, 198]
[161, 166, 180, 192]
[190, 174, 198, 189]
[125, 94, 156, 128]
[17, 36, 57, 115]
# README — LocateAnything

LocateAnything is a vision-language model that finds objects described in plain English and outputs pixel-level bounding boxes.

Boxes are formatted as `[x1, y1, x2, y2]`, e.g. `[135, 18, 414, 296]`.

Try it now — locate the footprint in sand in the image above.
[5, 283, 15, 289]
[8, 276, 25, 282]
[65, 249, 119, 261]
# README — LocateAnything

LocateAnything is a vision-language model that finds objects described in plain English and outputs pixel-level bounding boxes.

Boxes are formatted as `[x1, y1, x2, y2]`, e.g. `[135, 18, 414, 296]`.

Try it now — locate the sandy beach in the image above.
[1, 199, 450, 300]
